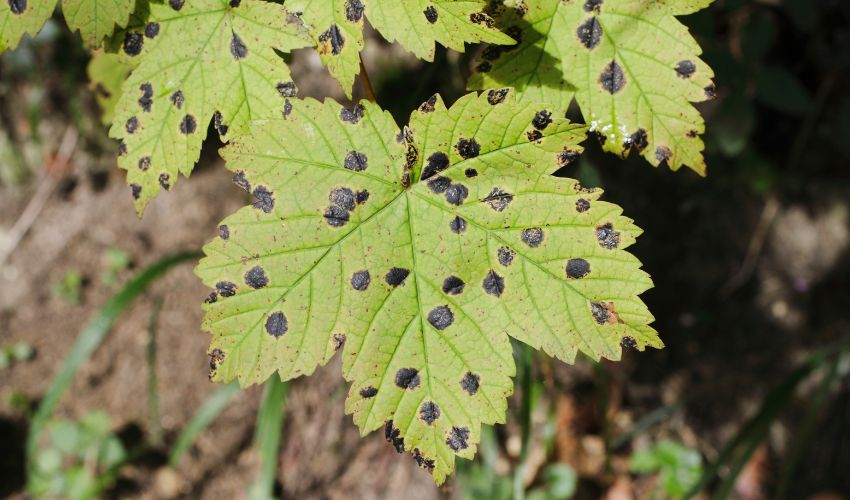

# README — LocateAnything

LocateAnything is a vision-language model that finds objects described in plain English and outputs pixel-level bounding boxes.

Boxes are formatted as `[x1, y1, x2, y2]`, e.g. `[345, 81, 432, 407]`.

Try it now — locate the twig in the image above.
[0, 126, 78, 269]
[358, 59, 377, 103]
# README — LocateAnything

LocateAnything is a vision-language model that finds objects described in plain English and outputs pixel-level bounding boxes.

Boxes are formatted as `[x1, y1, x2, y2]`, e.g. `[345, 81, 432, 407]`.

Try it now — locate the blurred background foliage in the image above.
[1, 0, 849, 498]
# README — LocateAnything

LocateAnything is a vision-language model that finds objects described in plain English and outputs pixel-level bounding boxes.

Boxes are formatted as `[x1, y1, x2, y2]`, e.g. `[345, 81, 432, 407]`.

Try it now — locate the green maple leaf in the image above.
[195, 90, 661, 482]
[287, 0, 515, 97]
[469, 0, 716, 174]
[0, 0, 134, 50]
[108, 0, 311, 214]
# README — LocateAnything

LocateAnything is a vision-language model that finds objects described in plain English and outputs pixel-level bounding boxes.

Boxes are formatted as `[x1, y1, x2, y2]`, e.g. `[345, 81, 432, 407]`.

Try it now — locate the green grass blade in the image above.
[247, 376, 288, 500]
[147, 294, 164, 447]
[26, 251, 200, 471]
[513, 343, 533, 500]
[168, 382, 241, 468]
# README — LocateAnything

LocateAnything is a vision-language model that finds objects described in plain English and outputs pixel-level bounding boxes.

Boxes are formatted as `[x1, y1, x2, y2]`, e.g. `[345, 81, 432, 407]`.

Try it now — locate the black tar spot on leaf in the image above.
[465, 168, 478, 178]
[355, 190, 369, 204]
[350, 270, 370, 291]
[385, 421, 405, 453]
[332, 333, 346, 350]
[446, 426, 470, 452]
[179, 114, 197, 134]
[130, 183, 142, 199]
[626, 128, 648, 153]
[527, 130, 543, 142]
[214, 111, 228, 136]
[138, 83, 153, 112]
[487, 88, 509, 105]
[345, 0, 364, 22]
[344, 151, 368, 171]
[483, 187, 513, 212]
[324, 205, 349, 227]
[117, 140, 127, 156]
[577, 17, 602, 49]
[265, 311, 288, 337]
[319, 24, 345, 55]
[445, 183, 469, 206]
[584, 0, 603, 12]
[450, 216, 467, 234]
[565, 258, 591, 279]
[252, 186, 275, 213]
[576, 198, 591, 213]
[233, 171, 251, 192]
[244, 265, 268, 289]
[558, 149, 580, 168]
[600, 60, 625, 94]
[9, 0, 25, 15]
[385, 267, 410, 287]
[590, 301, 609, 324]
[532, 110, 553, 130]
[419, 94, 438, 113]
[340, 104, 365, 124]
[216, 281, 237, 297]
[208, 348, 225, 378]
[170, 90, 184, 109]
[442, 275, 465, 295]
[205, 292, 218, 304]
[144, 22, 159, 38]
[413, 448, 435, 471]
[470, 12, 494, 28]
[521, 227, 544, 247]
[123, 31, 143, 56]
[359, 386, 377, 398]
[125, 116, 139, 134]
[427, 176, 451, 194]
[675, 60, 696, 78]
[218, 224, 229, 240]
[596, 222, 620, 249]
[427, 305, 454, 330]
[456, 138, 480, 159]
[229, 0, 241, 7]
[138, 156, 151, 171]
[419, 401, 440, 425]
[704, 83, 717, 99]
[395, 368, 420, 389]
[424, 5, 438, 23]
[276, 81, 296, 97]
[497, 246, 515, 266]
[230, 32, 248, 59]
[422, 151, 449, 180]
[169, 0, 184, 10]
[482, 270, 505, 297]
[330, 187, 356, 211]
[655, 145, 672, 165]
[461, 372, 480, 395]
[283, 99, 293, 118]
[621, 336, 637, 349]
[159, 173, 171, 191]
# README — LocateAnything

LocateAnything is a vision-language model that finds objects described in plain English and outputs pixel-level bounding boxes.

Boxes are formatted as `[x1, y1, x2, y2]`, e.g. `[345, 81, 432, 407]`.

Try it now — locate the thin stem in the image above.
[513, 344, 533, 500]
[359, 59, 377, 103]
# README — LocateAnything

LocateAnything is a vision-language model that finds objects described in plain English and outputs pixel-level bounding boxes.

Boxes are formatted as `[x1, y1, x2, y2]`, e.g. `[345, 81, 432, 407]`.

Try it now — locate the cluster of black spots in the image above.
[144, 22, 160, 39]
[138, 83, 153, 112]
[469, 12, 494, 28]
[487, 88, 509, 105]
[427, 305, 454, 330]
[117, 140, 127, 156]
[481, 45, 502, 61]
[8, 0, 25, 15]
[252, 186, 275, 213]
[422, 152, 450, 180]
[445, 183, 469, 206]
[344, 0, 364, 21]
[170, 90, 184, 109]
[532, 110, 553, 131]
[276, 81, 296, 98]
[442, 275, 465, 295]
[179, 114, 197, 135]
[230, 33, 249, 59]
[130, 183, 142, 200]
[350, 270, 371, 291]
[419, 94, 438, 113]
[577, 17, 603, 49]
[675, 60, 696, 79]
[385, 267, 410, 287]
[483, 187, 513, 212]
[465, 168, 478, 178]
[461, 372, 480, 395]
[138, 156, 151, 171]
[214, 111, 228, 136]
[423, 5, 438, 23]
[319, 25, 345, 55]
[204, 292, 218, 304]
[521, 227, 544, 248]
[565, 258, 591, 279]
[332, 333, 346, 351]
[590, 301, 609, 324]
[576, 198, 591, 213]
[340, 103, 365, 124]
[482, 270, 505, 297]
[600, 60, 625, 94]
[233, 170, 251, 192]
[244, 266, 269, 289]
[655, 145, 672, 165]
[324, 187, 356, 227]
[216, 281, 237, 297]
[283, 99, 293, 118]
[125, 116, 140, 134]
[419, 402, 441, 425]
[395, 368, 420, 389]
[412, 448, 435, 471]
[208, 349, 225, 379]
[625, 128, 648, 153]
[497, 246, 515, 266]
[456, 138, 480, 159]
[704, 83, 717, 99]
[687, 129, 698, 138]
[584, 0, 603, 12]
[620, 336, 637, 349]
[229, 0, 241, 7]
[527, 130, 543, 142]
[123, 31, 143, 56]
[427, 176, 451, 194]
[355, 190, 369, 204]
[557, 149, 580, 168]
[449, 216, 467, 234]
[596, 222, 620, 249]
[343, 151, 368, 171]
[446, 426, 470, 452]
[169, 0, 184, 10]
[359, 386, 377, 398]
[218, 224, 230, 240]
[159, 173, 171, 191]
[265, 311, 288, 337]
[385, 421, 405, 453]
